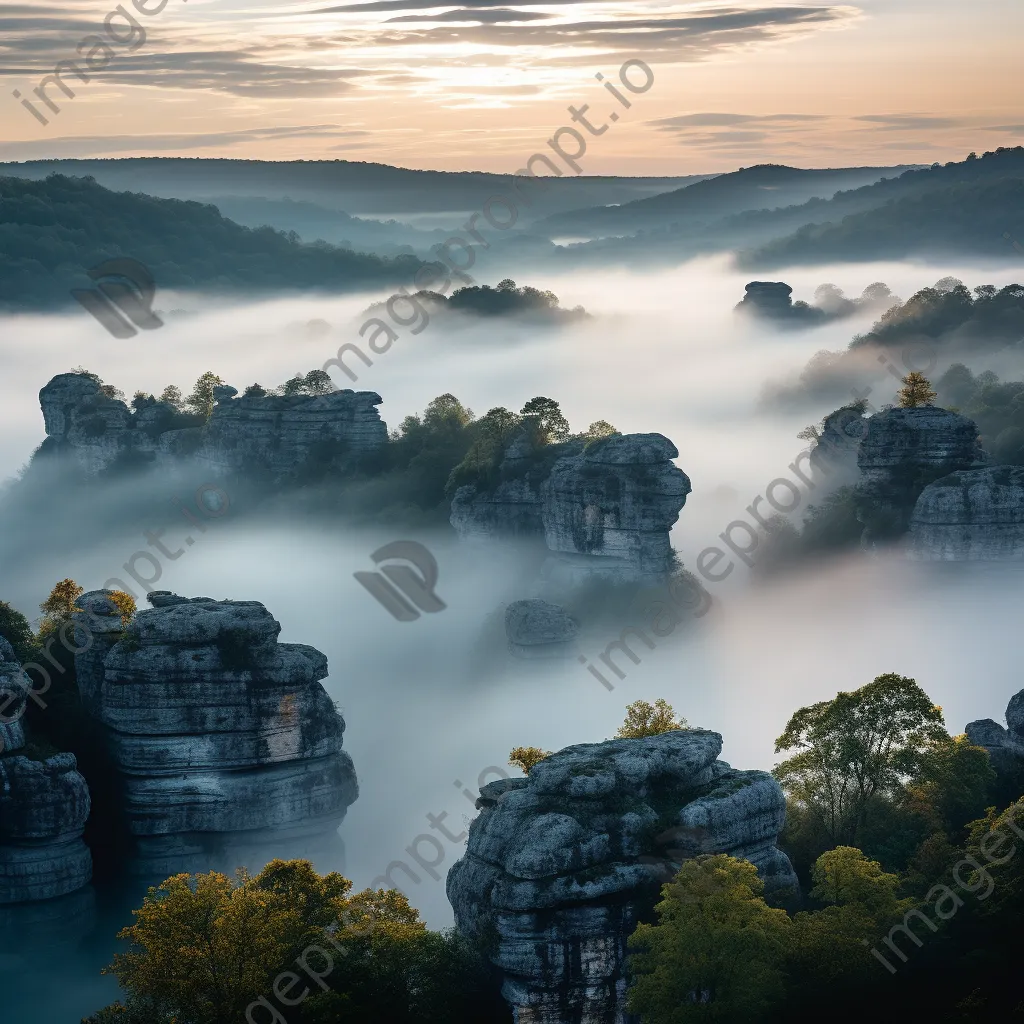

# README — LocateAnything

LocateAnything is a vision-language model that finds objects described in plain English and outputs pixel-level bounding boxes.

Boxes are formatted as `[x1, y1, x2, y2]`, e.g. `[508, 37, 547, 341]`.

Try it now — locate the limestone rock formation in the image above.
[505, 600, 579, 659]
[908, 466, 1024, 559]
[447, 729, 797, 1024]
[452, 433, 691, 583]
[72, 590, 358, 875]
[857, 406, 988, 483]
[735, 281, 811, 323]
[966, 688, 1024, 776]
[0, 638, 93, 905]
[37, 372, 386, 481]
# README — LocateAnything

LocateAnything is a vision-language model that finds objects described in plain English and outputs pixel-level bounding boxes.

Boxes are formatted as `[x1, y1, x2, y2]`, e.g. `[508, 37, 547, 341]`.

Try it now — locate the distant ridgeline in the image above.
[0, 174, 421, 310]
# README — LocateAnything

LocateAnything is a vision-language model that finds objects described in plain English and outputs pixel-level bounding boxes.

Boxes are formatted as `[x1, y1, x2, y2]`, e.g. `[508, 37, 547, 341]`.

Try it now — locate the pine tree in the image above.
[897, 372, 937, 408]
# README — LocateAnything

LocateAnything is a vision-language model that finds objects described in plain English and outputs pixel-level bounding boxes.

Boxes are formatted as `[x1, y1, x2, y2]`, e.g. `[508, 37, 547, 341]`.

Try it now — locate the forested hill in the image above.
[742, 174, 1024, 267]
[0, 158, 703, 220]
[0, 174, 423, 310]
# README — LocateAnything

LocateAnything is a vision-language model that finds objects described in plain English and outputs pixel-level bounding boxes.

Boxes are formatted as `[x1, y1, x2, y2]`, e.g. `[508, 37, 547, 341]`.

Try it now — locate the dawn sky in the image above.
[0, 0, 1020, 173]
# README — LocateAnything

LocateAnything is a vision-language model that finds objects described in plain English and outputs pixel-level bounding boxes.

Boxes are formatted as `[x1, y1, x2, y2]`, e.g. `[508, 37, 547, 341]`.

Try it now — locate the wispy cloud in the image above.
[0, 124, 374, 161]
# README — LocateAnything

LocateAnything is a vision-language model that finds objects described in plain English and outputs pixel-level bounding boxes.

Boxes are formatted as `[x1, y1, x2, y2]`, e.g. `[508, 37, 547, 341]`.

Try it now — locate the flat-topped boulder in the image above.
[73, 591, 358, 874]
[857, 406, 988, 483]
[447, 729, 797, 1024]
[908, 466, 1024, 559]
[505, 600, 579, 659]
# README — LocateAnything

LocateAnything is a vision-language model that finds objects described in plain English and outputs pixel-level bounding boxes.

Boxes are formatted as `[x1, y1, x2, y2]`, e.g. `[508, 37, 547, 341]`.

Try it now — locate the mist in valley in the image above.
[3, 254, 1024, 1023]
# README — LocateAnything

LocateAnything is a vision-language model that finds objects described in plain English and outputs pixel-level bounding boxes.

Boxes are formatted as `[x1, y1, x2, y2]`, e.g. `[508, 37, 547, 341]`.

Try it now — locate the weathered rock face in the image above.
[966, 688, 1024, 775]
[452, 434, 691, 583]
[37, 372, 386, 481]
[908, 466, 1024, 559]
[0, 639, 93, 905]
[196, 386, 387, 480]
[73, 590, 358, 875]
[505, 600, 579, 660]
[857, 406, 988, 483]
[447, 730, 797, 1024]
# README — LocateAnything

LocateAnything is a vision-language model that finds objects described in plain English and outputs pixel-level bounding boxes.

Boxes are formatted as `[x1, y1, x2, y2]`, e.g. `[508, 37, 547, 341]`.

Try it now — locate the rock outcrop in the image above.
[857, 406, 988, 483]
[735, 281, 812, 323]
[447, 729, 797, 1024]
[0, 638, 93, 905]
[966, 688, 1024, 776]
[72, 590, 358, 875]
[37, 372, 386, 481]
[505, 600, 579, 660]
[908, 466, 1024, 559]
[452, 434, 691, 583]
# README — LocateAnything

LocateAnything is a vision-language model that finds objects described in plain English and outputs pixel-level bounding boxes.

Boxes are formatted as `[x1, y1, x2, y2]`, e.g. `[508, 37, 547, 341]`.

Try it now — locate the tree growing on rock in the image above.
[615, 699, 688, 739]
[509, 746, 551, 773]
[581, 420, 620, 447]
[159, 385, 183, 408]
[38, 578, 84, 639]
[521, 397, 570, 444]
[897, 372, 937, 408]
[184, 371, 225, 420]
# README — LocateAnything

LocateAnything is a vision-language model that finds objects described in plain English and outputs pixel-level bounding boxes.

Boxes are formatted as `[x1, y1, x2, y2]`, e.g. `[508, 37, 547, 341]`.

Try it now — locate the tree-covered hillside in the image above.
[0, 174, 423, 310]
[746, 175, 1024, 266]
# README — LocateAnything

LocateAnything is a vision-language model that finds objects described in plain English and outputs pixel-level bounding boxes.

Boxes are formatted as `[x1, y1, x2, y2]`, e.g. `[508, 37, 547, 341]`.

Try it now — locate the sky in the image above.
[0, 0, 1021, 173]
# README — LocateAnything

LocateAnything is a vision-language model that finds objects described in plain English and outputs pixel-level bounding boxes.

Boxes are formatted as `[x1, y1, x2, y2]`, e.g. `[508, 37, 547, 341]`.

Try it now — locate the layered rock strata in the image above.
[908, 466, 1024, 559]
[0, 637, 93, 904]
[452, 434, 691, 583]
[37, 372, 386, 480]
[447, 729, 797, 1024]
[73, 590, 358, 874]
[857, 406, 988, 483]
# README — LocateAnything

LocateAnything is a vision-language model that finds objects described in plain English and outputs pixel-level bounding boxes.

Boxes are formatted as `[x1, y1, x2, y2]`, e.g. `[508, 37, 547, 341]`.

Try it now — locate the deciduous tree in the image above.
[773, 673, 947, 846]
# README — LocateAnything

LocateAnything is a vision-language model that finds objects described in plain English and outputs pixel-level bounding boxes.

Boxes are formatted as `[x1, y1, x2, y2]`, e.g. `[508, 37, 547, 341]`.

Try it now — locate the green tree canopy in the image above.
[520, 396, 570, 444]
[0, 599, 37, 663]
[773, 673, 948, 846]
[628, 855, 791, 1022]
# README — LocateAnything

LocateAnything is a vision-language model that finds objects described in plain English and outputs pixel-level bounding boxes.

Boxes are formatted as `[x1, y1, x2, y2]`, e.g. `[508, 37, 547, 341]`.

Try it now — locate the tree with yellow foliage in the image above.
[87, 859, 508, 1024]
[509, 745, 551, 773]
[615, 699, 688, 739]
[897, 372, 937, 408]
